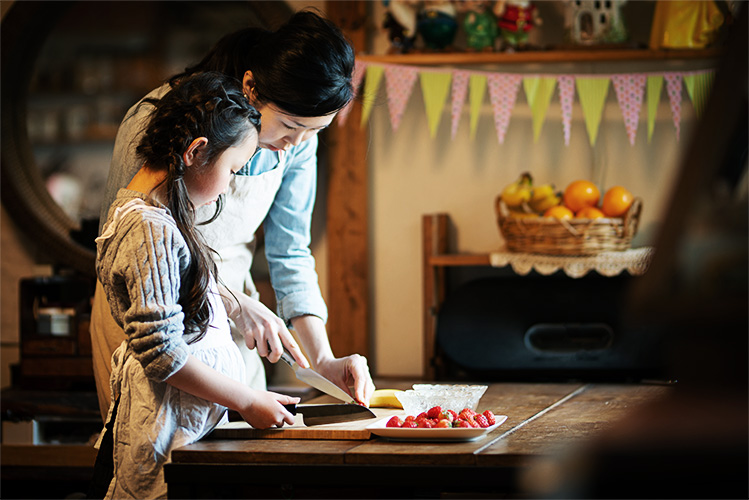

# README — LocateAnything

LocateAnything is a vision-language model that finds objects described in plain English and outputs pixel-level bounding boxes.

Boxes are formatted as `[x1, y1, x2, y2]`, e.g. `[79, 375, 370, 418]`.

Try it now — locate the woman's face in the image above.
[185, 129, 259, 207]
[253, 102, 336, 153]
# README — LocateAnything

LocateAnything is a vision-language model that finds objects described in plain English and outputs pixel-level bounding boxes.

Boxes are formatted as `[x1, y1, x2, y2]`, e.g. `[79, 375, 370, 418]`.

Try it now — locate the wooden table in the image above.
[165, 382, 670, 499]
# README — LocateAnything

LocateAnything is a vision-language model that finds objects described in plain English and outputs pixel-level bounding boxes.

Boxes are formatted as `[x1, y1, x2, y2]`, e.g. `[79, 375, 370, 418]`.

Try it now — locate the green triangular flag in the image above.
[360, 65, 384, 127]
[420, 71, 452, 138]
[576, 77, 610, 146]
[647, 75, 664, 143]
[469, 74, 487, 141]
[684, 72, 715, 118]
[523, 76, 557, 142]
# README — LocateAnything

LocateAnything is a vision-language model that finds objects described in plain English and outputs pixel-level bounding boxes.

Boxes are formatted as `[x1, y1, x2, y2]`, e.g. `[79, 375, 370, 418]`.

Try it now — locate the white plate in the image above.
[366, 415, 508, 442]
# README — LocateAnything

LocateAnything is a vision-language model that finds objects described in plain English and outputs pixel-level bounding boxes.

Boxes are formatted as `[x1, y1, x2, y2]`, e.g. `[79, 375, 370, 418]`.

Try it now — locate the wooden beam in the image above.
[324, 1, 369, 359]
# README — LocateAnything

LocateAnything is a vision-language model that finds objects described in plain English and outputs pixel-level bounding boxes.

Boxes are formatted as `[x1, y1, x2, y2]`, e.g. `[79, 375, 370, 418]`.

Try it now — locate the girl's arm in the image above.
[166, 355, 298, 429]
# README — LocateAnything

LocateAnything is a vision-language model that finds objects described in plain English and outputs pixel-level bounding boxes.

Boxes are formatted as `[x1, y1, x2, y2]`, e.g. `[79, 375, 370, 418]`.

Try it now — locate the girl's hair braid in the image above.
[136, 72, 261, 341]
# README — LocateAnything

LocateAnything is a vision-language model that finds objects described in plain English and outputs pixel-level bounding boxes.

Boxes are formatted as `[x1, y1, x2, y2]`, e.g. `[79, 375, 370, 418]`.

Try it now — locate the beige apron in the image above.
[90, 152, 286, 420]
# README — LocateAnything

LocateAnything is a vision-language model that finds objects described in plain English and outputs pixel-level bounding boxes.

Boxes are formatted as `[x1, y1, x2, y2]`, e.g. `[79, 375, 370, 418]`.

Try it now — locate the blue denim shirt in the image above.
[100, 85, 327, 324]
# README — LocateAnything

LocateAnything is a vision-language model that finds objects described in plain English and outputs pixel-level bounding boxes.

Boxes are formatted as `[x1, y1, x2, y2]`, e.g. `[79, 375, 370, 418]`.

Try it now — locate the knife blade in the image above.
[280, 350, 354, 403]
[283, 403, 376, 426]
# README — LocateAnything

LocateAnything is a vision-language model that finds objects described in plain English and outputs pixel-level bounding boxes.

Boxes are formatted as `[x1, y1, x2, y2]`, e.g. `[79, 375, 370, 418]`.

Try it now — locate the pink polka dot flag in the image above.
[487, 73, 523, 145]
[612, 74, 647, 146]
[450, 70, 470, 139]
[385, 65, 418, 131]
[664, 72, 683, 141]
[557, 75, 575, 146]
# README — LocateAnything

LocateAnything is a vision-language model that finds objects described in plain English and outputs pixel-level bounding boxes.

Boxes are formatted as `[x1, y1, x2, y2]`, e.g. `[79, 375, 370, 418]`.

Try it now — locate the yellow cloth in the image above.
[649, 0, 725, 49]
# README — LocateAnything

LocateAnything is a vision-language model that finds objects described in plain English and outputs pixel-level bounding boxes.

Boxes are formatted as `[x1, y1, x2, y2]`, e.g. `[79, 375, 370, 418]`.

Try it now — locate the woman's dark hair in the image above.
[169, 9, 355, 117]
[136, 72, 261, 340]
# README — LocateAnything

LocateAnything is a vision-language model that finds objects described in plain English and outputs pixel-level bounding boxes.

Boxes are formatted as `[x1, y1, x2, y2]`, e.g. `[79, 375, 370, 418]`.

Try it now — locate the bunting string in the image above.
[345, 61, 715, 147]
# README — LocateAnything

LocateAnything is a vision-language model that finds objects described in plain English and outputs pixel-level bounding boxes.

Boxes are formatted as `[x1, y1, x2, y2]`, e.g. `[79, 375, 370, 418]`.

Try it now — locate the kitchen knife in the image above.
[280, 350, 354, 403]
[283, 403, 376, 426]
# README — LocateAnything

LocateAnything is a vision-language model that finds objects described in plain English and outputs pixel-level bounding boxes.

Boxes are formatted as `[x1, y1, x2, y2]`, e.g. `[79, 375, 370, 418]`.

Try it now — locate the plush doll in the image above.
[493, 0, 541, 50]
[383, 0, 419, 53]
[417, 0, 459, 50]
[459, 0, 498, 51]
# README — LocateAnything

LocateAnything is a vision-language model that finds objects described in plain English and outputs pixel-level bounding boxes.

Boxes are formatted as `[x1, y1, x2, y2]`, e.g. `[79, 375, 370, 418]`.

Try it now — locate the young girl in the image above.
[92, 72, 299, 499]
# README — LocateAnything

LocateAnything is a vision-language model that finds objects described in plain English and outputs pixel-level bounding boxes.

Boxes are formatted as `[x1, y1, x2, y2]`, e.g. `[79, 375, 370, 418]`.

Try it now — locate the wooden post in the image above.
[324, 1, 370, 359]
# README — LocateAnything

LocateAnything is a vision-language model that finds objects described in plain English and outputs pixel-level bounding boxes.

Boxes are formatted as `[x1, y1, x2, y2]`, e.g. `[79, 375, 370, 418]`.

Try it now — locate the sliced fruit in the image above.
[369, 389, 404, 409]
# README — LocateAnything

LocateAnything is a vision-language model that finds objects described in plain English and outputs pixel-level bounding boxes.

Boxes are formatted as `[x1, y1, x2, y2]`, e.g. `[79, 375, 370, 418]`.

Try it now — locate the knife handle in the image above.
[279, 350, 294, 368]
[283, 403, 297, 415]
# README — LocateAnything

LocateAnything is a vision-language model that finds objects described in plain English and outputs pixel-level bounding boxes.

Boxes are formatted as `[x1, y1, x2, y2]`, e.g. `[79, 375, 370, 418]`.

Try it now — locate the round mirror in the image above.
[1, 1, 292, 276]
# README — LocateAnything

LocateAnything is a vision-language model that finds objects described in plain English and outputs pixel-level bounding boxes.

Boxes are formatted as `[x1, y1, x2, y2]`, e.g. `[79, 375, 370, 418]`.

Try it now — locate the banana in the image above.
[529, 183, 562, 213]
[500, 172, 533, 209]
[369, 389, 404, 409]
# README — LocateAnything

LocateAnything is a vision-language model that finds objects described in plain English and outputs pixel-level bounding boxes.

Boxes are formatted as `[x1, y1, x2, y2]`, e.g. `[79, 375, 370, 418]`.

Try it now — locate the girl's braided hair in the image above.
[136, 71, 260, 340]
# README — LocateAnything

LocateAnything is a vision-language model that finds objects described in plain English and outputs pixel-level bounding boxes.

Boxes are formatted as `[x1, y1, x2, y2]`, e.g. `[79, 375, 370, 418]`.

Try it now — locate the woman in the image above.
[90, 10, 374, 420]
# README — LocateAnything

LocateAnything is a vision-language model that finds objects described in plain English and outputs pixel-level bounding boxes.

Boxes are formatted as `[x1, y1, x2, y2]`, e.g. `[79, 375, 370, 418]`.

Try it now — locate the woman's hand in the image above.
[236, 390, 300, 429]
[315, 354, 375, 407]
[220, 286, 309, 368]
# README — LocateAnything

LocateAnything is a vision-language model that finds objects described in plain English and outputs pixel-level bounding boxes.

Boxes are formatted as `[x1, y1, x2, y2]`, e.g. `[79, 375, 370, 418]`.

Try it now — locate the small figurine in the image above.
[459, 0, 498, 51]
[493, 0, 542, 51]
[417, 0, 459, 50]
[383, 0, 419, 54]
[565, 0, 628, 46]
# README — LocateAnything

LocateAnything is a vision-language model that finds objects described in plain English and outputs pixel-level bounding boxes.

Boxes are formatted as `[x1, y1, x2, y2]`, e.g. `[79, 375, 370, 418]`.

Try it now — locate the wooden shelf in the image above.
[357, 48, 722, 66]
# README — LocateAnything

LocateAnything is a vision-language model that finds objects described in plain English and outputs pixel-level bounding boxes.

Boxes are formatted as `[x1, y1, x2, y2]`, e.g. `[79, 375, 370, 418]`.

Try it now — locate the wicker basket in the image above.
[495, 196, 642, 256]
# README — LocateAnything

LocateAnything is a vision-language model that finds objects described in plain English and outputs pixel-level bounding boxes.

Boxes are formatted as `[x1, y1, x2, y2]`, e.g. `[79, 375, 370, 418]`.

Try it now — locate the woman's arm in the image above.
[218, 283, 309, 368]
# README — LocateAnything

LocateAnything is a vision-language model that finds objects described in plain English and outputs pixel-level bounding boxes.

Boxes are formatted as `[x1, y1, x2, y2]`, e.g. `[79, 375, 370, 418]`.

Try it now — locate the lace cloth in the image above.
[489, 247, 655, 278]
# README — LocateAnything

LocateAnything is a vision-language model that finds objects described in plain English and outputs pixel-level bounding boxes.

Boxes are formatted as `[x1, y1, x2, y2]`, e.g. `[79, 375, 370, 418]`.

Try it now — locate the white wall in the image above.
[362, 0, 711, 376]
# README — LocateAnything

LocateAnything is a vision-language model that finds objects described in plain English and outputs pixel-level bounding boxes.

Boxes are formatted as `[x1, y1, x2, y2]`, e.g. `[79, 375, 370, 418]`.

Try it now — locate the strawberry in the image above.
[482, 410, 496, 426]
[439, 411, 455, 423]
[426, 406, 442, 420]
[436, 419, 452, 428]
[474, 414, 490, 428]
[402, 420, 418, 428]
[417, 412, 428, 420]
[404, 415, 416, 423]
[454, 419, 471, 428]
[447, 409, 458, 420]
[386, 416, 404, 428]
[416, 418, 434, 428]
[458, 409, 475, 421]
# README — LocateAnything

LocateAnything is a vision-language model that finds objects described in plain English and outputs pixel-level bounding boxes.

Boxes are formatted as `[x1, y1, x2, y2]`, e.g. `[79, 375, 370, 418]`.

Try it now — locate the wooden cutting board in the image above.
[209, 408, 402, 440]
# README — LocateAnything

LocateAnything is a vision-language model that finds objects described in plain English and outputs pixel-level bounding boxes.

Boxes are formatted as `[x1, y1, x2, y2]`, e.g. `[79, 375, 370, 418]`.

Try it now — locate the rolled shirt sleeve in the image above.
[261, 136, 328, 324]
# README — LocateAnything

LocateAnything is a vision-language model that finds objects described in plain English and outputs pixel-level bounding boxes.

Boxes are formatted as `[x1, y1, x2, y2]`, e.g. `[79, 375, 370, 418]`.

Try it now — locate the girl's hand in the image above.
[221, 287, 309, 369]
[315, 354, 375, 407]
[237, 390, 299, 429]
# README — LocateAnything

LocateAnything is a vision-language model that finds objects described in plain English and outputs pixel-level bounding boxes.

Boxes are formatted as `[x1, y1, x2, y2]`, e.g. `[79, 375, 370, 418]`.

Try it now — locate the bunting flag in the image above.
[450, 70, 470, 139]
[557, 75, 575, 146]
[684, 71, 715, 118]
[385, 65, 418, 131]
[420, 71, 453, 138]
[469, 74, 488, 140]
[647, 75, 664, 143]
[487, 73, 523, 144]
[576, 77, 610, 146]
[523, 76, 557, 142]
[360, 64, 384, 127]
[337, 60, 367, 125]
[664, 72, 683, 141]
[612, 74, 646, 146]
[348, 61, 714, 146]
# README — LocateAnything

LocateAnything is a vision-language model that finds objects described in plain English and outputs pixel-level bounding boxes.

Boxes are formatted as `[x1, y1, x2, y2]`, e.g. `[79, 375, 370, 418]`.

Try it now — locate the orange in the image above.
[601, 186, 634, 217]
[563, 180, 600, 212]
[544, 205, 574, 220]
[575, 206, 605, 219]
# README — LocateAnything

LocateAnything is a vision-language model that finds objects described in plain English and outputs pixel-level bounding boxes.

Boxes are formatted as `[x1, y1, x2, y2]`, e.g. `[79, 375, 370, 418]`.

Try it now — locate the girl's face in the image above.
[254, 102, 336, 153]
[184, 130, 259, 207]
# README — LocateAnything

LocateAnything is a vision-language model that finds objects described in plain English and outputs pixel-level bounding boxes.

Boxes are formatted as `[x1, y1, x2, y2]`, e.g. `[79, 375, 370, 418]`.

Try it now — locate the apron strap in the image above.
[87, 396, 120, 499]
